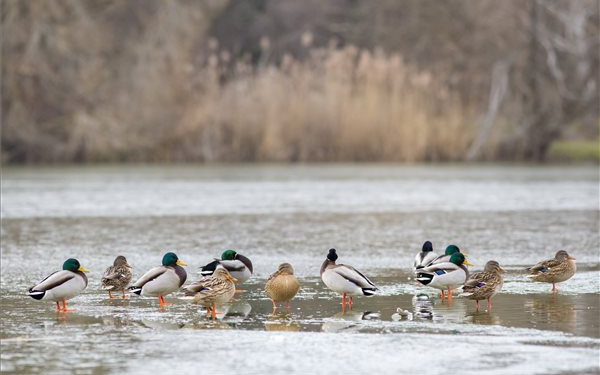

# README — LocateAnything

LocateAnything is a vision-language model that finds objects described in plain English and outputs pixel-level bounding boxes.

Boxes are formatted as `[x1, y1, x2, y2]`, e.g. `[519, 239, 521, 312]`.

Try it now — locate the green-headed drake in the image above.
[526, 250, 576, 293]
[101, 255, 132, 299]
[460, 260, 505, 311]
[129, 252, 187, 307]
[199, 249, 253, 283]
[416, 252, 471, 301]
[27, 258, 89, 312]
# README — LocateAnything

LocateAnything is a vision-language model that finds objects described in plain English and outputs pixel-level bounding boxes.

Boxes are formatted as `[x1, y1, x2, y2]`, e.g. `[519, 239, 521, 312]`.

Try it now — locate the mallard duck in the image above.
[320, 248, 377, 312]
[183, 266, 237, 320]
[413, 241, 438, 270]
[27, 258, 89, 312]
[128, 252, 187, 307]
[460, 260, 505, 311]
[421, 244, 472, 298]
[101, 255, 132, 299]
[200, 249, 253, 283]
[416, 252, 470, 301]
[426, 244, 463, 266]
[526, 250, 576, 293]
[265, 263, 300, 312]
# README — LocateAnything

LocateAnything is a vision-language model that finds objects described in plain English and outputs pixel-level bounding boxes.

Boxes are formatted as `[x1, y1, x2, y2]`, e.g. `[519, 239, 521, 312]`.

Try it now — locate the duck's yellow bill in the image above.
[176, 259, 187, 266]
[78, 266, 89, 272]
[125, 263, 132, 269]
[463, 259, 474, 266]
[568, 256, 576, 261]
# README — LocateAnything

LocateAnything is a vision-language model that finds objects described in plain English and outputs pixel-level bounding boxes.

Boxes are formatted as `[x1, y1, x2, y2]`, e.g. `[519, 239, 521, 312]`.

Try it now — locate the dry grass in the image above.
[176, 46, 478, 162]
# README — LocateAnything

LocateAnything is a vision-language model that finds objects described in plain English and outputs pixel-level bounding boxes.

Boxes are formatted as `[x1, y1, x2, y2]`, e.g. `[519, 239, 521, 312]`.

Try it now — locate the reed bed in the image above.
[174, 46, 478, 163]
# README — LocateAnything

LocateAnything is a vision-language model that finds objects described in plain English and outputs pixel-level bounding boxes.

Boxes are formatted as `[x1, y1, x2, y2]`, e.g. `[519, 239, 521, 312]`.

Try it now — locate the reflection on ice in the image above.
[265, 314, 300, 332]
[525, 295, 577, 333]
[321, 311, 381, 333]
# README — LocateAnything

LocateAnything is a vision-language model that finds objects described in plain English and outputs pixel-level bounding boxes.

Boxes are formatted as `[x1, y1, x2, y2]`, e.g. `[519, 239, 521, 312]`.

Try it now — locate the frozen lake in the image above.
[1, 164, 599, 374]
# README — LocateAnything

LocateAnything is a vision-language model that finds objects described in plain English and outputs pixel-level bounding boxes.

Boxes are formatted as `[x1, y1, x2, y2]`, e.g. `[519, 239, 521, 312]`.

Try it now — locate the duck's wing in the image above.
[29, 270, 74, 292]
[425, 254, 449, 267]
[192, 279, 233, 303]
[419, 261, 459, 275]
[183, 276, 220, 295]
[527, 258, 561, 274]
[415, 252, 439, 269]
[131, 266, 167, 288]
[462, 271, 501, 296]
[102, 265, 129, 281]
[102, 265, 132, 289]
[200, 260, 219, 276]
[334, 264, 377, 289]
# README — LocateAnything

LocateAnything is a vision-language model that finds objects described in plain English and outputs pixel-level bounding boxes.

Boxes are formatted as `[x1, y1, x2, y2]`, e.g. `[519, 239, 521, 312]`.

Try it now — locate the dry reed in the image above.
[177, 45, 478, 163]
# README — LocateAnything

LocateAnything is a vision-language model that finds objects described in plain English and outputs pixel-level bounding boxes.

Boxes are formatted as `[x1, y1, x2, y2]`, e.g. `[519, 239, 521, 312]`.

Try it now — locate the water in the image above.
[1, 164, 599, 374]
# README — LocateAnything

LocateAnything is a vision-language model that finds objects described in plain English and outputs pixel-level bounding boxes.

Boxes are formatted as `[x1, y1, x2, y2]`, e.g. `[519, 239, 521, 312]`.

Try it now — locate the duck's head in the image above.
[326, 248, 338, 262]
[422, 241, 433, 252]
[445, 244, 473, 265]
[277, 263, 295, 275]
[555, 250, 576, 261]
[449, 252, 470, 266]
[221, 249, 238, 261]
[444, 245, 460, 255]
[162, 252, 187, 267]
[484, 260, 505, 274]
[63, 258, 88, 273]
[214, 266, 238, 283]
[114, 255, 131, 268]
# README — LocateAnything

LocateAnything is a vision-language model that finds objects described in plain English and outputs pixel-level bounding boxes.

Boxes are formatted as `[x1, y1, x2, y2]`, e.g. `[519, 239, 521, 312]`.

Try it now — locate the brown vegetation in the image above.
[1, 0, 598, 163]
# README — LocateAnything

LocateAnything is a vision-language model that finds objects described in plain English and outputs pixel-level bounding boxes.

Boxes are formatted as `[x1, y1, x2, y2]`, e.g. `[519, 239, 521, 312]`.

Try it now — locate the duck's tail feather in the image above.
[416, 273, 433, 285]
[27, 289, 45, 300]
[362, 288, 377, 296]
[128, 286, 142, 295]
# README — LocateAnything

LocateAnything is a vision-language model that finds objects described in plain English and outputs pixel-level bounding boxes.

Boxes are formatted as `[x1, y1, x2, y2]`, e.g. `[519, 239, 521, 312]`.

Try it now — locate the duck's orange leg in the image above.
[349, 296, 353, 310]
[440, 290, 446, 299]
[341, 293, 347, 312]
[158, 296, 172, 307]
[552, 282, 557, 293]
[475, 300, 480, 311]
[121, 290, 128, 299]
[447, 288, 453, 302]
[211, 302, 217, 320]
[108, 291, 115, 299]
[487, 297, 492, 311]
[55, 301, 61, 312]
[61, 299, 75, 312]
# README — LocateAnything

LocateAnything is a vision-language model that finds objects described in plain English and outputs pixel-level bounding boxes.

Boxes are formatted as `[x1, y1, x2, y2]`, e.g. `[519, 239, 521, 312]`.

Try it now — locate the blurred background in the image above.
[2, 0, 599, 164]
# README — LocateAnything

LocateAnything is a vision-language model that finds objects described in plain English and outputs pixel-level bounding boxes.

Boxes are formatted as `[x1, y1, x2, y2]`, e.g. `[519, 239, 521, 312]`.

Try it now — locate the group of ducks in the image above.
[27, 250, 298, 319]
[26, 244, 577, 318]
[411, 241, 577, 311]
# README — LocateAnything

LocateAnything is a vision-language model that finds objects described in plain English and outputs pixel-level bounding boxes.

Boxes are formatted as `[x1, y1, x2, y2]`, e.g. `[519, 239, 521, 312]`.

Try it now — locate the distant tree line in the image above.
[2, 0, 598, 163]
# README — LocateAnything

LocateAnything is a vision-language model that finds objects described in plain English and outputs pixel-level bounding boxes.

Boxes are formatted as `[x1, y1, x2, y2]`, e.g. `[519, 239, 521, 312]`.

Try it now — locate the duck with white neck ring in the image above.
[27, 258, 89, 312]
[128, 252, 187, 308]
